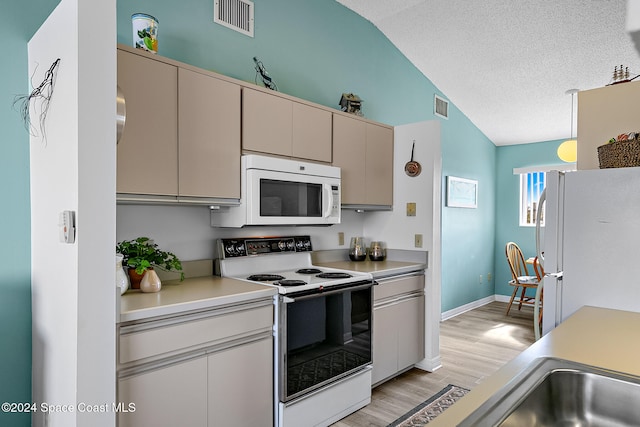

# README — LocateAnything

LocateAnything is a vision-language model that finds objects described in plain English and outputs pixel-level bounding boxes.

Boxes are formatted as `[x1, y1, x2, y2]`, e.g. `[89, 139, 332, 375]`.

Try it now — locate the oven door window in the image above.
[283, 286, 372, 401]
[260, 179, 322, 217]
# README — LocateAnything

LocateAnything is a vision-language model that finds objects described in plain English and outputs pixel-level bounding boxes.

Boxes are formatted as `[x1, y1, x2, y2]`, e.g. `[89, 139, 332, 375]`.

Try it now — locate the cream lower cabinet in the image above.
[332, 114, 394, 208]
[242, 87, 332, 162]
[208, 337, 273, 426]
[117, 299, 273, 427]
[372, 274, 425, 386]
[118, 356, 208, 427]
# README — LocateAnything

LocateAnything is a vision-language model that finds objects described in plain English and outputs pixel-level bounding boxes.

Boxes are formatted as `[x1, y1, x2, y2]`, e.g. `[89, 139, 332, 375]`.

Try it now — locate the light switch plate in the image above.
[338, 232, 344, 246]
[407, 202, 416, 216]
[414, 234, 423, 248]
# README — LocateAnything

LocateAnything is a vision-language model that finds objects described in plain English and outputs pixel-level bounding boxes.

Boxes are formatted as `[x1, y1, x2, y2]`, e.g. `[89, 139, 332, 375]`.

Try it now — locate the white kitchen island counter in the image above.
[428, 306, 640, 426]
[119, 276, 276, 323]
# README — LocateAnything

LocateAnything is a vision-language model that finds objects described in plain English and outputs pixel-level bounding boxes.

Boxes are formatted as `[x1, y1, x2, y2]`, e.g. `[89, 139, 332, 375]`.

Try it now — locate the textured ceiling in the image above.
[337, 0, 640, 145]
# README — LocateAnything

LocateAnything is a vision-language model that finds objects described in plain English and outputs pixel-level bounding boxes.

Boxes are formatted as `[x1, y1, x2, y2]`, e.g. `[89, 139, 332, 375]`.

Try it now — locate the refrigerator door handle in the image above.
[536, 271, 563, 341]
[546, 271, 563, 280]
[535, 188, 546, 268]
[534, 280, 544, 341]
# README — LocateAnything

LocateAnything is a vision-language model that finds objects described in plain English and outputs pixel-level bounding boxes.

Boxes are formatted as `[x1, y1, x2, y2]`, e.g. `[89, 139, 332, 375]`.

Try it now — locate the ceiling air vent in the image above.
[214, 0, 254, 37]
[434, 94, 449, 119]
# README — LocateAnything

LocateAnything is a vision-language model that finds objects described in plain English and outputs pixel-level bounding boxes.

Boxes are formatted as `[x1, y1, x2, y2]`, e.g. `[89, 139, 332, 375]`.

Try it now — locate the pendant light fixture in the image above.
[557, 89, 579, 163]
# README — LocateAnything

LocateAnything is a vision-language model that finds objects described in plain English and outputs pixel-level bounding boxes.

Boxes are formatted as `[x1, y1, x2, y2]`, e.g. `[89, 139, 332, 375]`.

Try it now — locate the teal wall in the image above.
[441, 111, 497, 311]
[1, 1, 59, 425]
[118, 0, 433, 125]
[116, 0, 499, 313]
[494, 139, 567, 297]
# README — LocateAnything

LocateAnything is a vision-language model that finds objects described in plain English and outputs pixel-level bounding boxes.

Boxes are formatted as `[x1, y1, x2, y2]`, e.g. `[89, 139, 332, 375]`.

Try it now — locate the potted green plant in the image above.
[116, 237, 184, 289]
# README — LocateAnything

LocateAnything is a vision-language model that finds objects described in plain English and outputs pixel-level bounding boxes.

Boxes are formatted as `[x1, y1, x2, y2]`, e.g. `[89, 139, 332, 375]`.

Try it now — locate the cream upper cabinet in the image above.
[292, 102, 332, 162]
[577, 81, 640, 170]
[242, 88, 292, 157]
[116, 46, 395, 204]
[333, 114, 367, 204]
[365, 123, 394, 206]
[243, 87, 332, 162]
[178, 68, 241, 199]
[116, 46, 241, 202]
[117, 49, 178, 196]
[333, 114, 394, 207]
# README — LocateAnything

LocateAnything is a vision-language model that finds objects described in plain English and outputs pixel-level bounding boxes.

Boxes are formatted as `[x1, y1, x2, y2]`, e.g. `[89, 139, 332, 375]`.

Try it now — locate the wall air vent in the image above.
[434, 94, 449, 119]
[214, 0, 254, 37]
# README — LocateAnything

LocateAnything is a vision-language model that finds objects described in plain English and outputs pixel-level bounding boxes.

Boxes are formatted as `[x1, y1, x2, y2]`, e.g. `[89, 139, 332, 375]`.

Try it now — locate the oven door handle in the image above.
[282, 282, 373, 303]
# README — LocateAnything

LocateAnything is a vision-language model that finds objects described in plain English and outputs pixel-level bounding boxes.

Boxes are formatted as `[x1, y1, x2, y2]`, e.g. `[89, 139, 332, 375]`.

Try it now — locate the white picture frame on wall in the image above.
[446, 176, 478, 208]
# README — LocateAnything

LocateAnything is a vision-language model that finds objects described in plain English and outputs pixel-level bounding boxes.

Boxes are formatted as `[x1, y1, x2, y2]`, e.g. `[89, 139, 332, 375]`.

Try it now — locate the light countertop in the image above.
[312, 248, 427, 279]
[315, 259, 426, 279]
[429, 306, 640, 426]
[119, 256, 424, 323]
[119, 276, 277, 323]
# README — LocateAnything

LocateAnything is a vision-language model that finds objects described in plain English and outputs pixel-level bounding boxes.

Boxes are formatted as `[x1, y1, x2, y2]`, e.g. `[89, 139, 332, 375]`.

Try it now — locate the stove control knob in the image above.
[295, 238, 311, 251]
[278, 240, 286, 251]
[228, 242, 245, 256]
[286, 240, 295, 251]
[224, 243, 237, 256]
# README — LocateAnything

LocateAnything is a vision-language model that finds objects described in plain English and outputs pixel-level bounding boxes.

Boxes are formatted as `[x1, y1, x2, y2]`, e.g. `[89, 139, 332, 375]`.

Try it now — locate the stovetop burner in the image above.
[275, 279, 307, 287]
[296, 268, 323, 274]
[316, 272, 352, 279]
[219, 236, 374, 297]
[247, 274, 286, 282]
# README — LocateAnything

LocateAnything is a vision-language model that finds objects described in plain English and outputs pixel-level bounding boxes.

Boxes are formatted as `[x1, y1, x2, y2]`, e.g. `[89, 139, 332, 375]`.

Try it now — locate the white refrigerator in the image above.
[539, 168, 640, 335]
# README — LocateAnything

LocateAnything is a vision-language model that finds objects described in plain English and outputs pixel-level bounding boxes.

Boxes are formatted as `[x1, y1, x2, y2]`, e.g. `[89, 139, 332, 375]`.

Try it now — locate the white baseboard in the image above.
[494, 294, 511, 303]
[441, 294, 510, 321]
[415, 356, 442, 373]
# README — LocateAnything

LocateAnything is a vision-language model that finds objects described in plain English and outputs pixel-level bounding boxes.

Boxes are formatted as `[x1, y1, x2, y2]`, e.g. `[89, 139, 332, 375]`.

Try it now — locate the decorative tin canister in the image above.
[132, 13, 158, 53]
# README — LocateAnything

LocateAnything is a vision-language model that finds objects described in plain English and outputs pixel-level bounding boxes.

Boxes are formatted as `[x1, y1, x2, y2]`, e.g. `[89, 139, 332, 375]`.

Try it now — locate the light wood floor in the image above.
[332, 301, 535, 427]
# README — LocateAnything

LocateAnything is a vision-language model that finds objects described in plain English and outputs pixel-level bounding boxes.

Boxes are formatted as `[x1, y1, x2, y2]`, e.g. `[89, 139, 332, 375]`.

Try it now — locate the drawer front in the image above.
[374, 274, 424, 301]
[120, 304, 272, 365]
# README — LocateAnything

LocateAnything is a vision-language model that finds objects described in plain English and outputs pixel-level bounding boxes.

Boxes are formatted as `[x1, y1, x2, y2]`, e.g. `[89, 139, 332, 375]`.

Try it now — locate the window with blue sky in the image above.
[520, 171, 545, 226]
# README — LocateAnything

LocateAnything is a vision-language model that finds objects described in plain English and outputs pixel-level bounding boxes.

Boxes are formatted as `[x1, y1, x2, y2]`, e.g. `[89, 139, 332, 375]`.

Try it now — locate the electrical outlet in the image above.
[414, 234, 423, 248]
[479, 274, 483, 284]
[338, 232, 344, 246]
[406, 202, 416, 216]
[487, 273, 492, 282]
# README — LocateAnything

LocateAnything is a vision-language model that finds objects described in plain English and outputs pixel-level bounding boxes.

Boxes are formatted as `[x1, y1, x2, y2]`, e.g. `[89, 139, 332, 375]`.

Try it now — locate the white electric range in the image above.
[218, 236, 374, 427]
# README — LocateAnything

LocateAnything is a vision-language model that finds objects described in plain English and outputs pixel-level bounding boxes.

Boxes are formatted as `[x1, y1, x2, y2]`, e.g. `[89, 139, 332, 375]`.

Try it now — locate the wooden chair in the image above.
[504, 242, 540, 316]
[532, 256, 545, 282]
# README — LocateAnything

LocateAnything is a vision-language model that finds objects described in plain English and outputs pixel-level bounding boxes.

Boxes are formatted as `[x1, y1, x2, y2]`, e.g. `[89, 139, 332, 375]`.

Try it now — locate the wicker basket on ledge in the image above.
[597, 138, 640, 168]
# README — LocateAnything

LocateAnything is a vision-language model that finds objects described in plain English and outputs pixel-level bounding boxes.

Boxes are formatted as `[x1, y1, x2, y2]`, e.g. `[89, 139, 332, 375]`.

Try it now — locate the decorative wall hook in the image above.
[14, 58, 61, 142]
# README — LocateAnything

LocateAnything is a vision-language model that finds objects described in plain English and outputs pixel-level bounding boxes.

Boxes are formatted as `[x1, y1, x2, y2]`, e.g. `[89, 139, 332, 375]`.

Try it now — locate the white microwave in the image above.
[211, 155, 341, 227]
